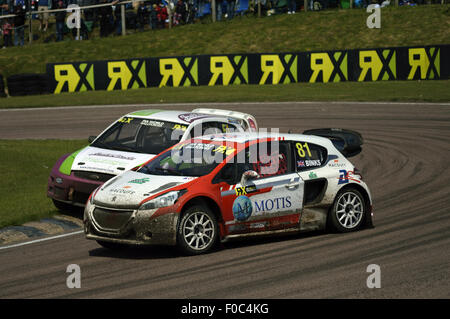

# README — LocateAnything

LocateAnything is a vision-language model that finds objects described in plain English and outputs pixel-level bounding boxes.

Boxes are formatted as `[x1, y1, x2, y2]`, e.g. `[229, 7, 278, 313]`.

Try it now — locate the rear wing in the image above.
[192, 108, 258, 132]
[302, 128, 364, 158]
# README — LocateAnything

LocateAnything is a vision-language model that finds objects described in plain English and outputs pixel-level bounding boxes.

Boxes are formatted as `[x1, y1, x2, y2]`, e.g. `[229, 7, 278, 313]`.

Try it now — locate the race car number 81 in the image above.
[296, 142, 312, 158]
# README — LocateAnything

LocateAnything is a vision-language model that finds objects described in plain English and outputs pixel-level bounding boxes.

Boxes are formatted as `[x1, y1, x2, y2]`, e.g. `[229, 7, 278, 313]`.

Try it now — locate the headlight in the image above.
[88, 186, 101, 205]
[139, 190, 186, 211]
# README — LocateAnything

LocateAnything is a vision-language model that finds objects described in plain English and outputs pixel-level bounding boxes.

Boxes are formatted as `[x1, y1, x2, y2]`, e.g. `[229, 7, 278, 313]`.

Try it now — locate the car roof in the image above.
[199, 132, 334, 147]
[126, 109, 221, 124]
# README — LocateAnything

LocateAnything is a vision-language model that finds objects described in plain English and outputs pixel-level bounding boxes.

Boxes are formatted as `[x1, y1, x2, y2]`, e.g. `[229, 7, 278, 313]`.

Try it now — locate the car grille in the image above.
[73, 170, 115, 183]
[92, 207, 133, 231]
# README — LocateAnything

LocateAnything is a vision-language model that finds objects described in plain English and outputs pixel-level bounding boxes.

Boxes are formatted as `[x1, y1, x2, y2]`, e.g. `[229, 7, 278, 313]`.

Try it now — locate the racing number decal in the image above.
[295, 142, 312, 158]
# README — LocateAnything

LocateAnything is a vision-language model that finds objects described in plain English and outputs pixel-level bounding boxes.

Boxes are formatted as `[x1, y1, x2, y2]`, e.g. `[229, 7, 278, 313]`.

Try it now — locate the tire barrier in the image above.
[0, 74, 6, 98]
[6, 73, 52, 97]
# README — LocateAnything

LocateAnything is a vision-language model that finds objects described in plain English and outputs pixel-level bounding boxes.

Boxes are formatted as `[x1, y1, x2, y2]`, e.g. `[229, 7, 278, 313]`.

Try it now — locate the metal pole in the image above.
[121, 4, 126, 35]
[304, 0, 307, 12]
[211, 0, 216, 22]
[257, 0, 261, 17]
[77, 8, 81, 39]
[28, 0, 32, 44]
[168, 1, 172, 29]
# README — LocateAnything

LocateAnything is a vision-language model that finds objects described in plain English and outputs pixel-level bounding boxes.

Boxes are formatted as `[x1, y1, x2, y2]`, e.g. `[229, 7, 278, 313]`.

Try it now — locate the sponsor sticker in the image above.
[232, 196, 253, 221]
[140, 119, 164, 127]
[129, 177, 150, 184]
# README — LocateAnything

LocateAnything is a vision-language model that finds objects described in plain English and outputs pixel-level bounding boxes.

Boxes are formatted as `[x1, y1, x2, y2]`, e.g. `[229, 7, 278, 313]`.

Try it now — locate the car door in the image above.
[216, 140, 304, 235]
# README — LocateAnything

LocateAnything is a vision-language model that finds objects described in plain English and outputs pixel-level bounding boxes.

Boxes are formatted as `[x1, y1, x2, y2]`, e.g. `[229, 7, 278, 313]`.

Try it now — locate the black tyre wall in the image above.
[0, 74, 6, 97]
[6, 73, 52, 96]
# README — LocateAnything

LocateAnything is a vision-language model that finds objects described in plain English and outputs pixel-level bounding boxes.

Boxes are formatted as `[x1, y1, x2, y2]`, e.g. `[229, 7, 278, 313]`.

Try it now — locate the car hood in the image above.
[93, 170, 198, 208]
[71, 146, 155, 176]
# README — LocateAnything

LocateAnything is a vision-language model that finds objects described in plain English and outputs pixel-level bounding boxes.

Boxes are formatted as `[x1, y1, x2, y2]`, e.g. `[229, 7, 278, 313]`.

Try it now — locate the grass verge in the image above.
[0, 139, 86, 228]
[1, 79, 449, 109]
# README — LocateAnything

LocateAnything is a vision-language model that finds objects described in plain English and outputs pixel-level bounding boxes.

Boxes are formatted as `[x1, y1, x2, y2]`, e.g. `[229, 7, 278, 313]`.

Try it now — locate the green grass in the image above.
[0, 140, 86, 228]
[0, 5, 449, 79]
[1, 79, 450, 109]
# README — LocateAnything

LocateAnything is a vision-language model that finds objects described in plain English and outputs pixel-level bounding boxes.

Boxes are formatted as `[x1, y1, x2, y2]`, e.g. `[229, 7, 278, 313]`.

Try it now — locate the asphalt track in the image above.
[0, 102, 449, 298]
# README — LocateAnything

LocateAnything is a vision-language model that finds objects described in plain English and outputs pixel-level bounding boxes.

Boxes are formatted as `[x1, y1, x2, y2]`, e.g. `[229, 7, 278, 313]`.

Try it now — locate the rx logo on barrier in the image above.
[408, 47, 440, 80]
[53, 63, 95, 93]
[208, 56, 248, 86]
[159, 58, 198, 87]
[259, 54, 298, 85]
[358, 50, 396, 81]
[107, 60, 147, 91]
[309, 52, 347, 83]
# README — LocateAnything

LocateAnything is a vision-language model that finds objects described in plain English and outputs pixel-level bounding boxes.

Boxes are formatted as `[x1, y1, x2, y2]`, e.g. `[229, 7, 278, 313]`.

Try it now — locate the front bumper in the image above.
[84, 203, 179, 246]
[47, 170, 110, 207]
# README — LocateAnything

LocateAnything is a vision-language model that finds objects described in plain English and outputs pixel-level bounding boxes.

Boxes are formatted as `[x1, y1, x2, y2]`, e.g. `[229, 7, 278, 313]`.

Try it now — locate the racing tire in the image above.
[96, 240, 128, 250]
[328, 187, 366, 233]
[177, 205, 219, 255]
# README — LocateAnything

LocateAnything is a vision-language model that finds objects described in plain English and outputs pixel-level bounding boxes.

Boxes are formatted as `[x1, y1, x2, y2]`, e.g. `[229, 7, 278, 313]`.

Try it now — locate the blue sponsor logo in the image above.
[232, 196, 253, 221]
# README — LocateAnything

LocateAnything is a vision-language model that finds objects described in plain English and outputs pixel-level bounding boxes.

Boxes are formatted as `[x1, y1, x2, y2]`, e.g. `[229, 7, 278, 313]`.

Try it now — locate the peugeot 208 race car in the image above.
[47, 108, 257, 210]
[84, 131, 373, 255]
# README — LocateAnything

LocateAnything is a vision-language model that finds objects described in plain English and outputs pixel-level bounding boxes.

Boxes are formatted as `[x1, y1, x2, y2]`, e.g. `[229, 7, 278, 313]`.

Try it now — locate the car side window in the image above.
[236, 141, 293, 180]
[292, 141, 328, 171]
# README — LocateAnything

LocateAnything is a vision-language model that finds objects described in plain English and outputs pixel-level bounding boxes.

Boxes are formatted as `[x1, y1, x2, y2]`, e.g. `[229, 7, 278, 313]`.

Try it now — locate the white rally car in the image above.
[47, 108, 258, 210]
[84, 130, 373, 255]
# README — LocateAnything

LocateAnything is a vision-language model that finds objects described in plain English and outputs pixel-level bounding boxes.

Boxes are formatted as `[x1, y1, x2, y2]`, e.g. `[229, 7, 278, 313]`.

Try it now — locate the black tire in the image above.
[328, 187, 366, 233]
[96, 240, 128, 250]
[177, 204, 219, 255]
[52, 199, 76, 212]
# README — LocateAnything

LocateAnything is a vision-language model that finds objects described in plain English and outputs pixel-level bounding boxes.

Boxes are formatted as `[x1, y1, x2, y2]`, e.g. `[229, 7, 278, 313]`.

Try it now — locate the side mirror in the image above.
[88, 136, 97, 143]
[240, 170, 260, 186]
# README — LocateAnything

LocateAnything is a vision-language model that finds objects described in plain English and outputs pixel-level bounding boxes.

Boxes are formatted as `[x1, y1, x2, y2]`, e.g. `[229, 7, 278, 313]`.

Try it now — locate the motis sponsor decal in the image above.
[254, 196, 292, 213]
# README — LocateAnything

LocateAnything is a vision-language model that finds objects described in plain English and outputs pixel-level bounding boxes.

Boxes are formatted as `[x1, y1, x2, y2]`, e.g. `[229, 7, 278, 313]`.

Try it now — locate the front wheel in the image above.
[177, 205, 219, 255]
[328, 188, 366, 233]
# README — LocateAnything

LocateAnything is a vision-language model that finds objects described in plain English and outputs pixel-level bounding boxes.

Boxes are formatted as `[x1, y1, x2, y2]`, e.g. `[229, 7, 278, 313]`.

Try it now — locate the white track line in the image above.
[0, 230, 84, 251]
[1, 101, 449, 112]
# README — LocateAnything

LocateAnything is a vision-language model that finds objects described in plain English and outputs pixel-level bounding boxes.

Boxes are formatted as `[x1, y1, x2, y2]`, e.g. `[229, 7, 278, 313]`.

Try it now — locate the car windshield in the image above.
[138, 142, 236, 177]
[91, 117, 188, 155]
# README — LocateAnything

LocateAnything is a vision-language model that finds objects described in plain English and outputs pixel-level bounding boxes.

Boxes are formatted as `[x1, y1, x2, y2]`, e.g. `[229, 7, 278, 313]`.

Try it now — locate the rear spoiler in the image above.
[302, 128, 364, 158]
[192, 108, 258, 132]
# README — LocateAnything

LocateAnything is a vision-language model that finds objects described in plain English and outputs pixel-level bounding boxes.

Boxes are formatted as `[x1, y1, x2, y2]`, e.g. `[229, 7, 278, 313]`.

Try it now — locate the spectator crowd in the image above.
[0, 0, 442, 48]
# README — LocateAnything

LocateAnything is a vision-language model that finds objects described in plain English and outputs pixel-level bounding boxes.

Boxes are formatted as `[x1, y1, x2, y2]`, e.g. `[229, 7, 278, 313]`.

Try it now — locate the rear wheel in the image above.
[177, 205, 218, 255]
[329, 188, 366, 232]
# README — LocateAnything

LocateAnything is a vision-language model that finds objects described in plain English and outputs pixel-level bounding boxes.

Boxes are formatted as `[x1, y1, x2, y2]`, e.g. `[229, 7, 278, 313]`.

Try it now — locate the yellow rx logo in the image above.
[107, 60, 147, 91]
[408, 47, 440, 80]
[159, 58, 198, 87]
[309, 52, 347, 83]
[358, 50, 396, 81]
[53, 63, 95, 93]
[259, 54, 298, 85]
[209, 56, 248, 86]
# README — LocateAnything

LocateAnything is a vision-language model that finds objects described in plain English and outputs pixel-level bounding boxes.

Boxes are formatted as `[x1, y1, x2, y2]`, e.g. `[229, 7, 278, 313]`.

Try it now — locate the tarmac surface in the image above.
[0, 101, 449, 298]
